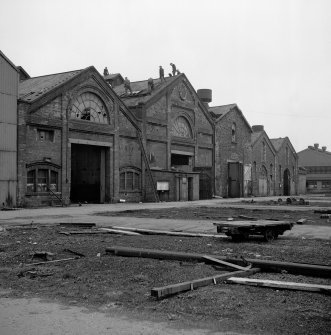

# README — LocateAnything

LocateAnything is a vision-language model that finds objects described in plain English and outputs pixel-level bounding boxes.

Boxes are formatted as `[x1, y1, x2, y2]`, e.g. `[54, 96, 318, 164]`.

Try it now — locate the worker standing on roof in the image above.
[124, 77, 132, 95]
[170, 63, 176, 76]
[103, 67, 109, 76]
[148, 77, 154, 92]
[159, 66, 165, 81]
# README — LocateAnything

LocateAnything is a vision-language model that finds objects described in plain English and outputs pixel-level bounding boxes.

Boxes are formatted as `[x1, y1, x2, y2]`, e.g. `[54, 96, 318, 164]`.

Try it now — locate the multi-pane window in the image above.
[120, 170, 140, 191]
[26, 168, 58, 193]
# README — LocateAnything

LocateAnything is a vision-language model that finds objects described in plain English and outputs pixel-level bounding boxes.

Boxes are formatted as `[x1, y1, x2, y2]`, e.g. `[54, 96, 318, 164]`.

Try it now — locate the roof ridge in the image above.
[26, 68, 85, 80]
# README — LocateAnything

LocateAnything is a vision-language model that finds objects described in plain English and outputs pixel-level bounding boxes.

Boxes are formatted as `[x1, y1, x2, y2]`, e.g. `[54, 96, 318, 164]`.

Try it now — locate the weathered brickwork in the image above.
[272, 138, 298, 196]
[213, 107, 252, 197]
[17, 67, 143, 207]
[251, 128, 277, 196]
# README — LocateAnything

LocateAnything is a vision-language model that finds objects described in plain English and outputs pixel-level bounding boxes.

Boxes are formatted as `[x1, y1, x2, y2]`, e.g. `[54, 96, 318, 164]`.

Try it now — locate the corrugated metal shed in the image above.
[0, 50, 18, 207]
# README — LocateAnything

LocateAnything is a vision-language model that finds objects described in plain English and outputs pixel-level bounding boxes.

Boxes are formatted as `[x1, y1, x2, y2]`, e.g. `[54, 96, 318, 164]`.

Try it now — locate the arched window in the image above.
[71, 92, 108, 124]
[231, 123, 236, 143]
[26, 164, 60, 193]
[120, 168, 141, 191]
[171, 116, 192, 138]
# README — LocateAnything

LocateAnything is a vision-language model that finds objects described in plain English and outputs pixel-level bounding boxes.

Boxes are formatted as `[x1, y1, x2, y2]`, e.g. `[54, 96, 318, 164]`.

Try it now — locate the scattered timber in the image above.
[202, 255, 251, 271]
[24, 257, 78, 267]
[59, 222, 96, 228]
[320, 214, 331, 219]
[59, 229, 140, 236]
[151, 268, 260, 299]
[107, 226, 225, 239]
[98, 228, 141, 235]
[226, 277, 331, 295]
[296, 219, 307, 224]
[63, 248, 86, 258]
[105, 247, 331, 278]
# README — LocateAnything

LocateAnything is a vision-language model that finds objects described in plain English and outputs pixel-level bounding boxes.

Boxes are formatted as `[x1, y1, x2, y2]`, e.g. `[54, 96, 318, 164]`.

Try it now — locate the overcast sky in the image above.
[1, 0, 330, 152]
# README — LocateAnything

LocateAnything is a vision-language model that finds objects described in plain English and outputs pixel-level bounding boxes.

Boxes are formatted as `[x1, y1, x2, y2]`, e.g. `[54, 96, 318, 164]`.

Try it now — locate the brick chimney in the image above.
[322, 146, 327, 152]
[314, 143, 319, 149]
[252, 125, 264, 132]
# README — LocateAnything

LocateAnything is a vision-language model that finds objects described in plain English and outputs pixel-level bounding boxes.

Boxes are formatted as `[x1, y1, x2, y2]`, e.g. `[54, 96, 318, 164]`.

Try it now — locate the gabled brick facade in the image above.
[17, 67, 145, 207]
[210, 105, 252, 197]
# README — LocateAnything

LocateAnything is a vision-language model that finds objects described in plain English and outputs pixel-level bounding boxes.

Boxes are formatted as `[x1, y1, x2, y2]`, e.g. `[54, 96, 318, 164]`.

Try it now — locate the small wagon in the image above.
[214, 220, 294, 242]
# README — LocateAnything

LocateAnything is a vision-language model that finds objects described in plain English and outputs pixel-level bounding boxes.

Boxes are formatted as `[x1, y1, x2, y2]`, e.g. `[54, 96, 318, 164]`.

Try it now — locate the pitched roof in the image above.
[104, 73, 123, 81]
[19, 69, 84, 103]
[270, 138, 285, 152]
[208, 104, 237, 119]
[113, 74, 180, 107]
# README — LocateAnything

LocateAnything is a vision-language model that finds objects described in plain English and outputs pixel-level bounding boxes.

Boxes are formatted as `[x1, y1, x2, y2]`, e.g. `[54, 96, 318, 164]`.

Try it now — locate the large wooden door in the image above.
[228, 162, 243, 198]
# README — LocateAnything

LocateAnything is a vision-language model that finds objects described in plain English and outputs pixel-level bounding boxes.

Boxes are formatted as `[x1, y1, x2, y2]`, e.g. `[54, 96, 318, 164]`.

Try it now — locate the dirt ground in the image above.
[97, 205, 331, 226]
[1, 205, 331, 335]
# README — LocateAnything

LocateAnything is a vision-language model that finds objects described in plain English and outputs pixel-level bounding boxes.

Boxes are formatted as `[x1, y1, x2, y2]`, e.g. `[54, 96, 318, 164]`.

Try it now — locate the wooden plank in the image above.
[109, 226, 226, 239]
[226, 277, 331, 294]
[105, 246, 331, 278]
[98, 228, 141, 236]
[151, 268, 260, 299]
[24, 257, 78, 266]
[203, 255, 250, 271]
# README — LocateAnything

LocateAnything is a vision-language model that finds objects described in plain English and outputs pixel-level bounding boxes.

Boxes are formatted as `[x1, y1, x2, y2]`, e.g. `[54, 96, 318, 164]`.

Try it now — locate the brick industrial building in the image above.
[209, 103, 252, 198]
[0, 53, 301, 207]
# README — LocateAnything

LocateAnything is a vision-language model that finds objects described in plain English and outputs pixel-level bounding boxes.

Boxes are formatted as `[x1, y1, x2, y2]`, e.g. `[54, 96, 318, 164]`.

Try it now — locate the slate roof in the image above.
[270, 138, 285, 152]
[19, 69, 84, 103]
[208, 104, 237, 119]
[104, 73, 123, 81]
[113, 74, 180, 107]
[298, 147, 331, 166]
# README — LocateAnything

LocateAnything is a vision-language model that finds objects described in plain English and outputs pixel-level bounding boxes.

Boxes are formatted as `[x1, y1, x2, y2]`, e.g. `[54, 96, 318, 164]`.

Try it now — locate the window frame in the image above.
[26, 163, 60, 194]
[119, 168, 141, 192]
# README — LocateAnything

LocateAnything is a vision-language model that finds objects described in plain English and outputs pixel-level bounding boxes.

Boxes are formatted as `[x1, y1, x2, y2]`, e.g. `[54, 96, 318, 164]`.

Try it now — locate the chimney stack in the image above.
[252, 125, 264, 132]
[314, 143, 319, 149]
[322, 146, 327, 152]
[197, 89, 212, 108]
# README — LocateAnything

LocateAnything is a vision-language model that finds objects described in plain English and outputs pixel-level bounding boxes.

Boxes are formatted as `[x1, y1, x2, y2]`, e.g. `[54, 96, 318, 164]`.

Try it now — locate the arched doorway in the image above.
[259, 165, 268, 196]
[283, 169, 291, 196]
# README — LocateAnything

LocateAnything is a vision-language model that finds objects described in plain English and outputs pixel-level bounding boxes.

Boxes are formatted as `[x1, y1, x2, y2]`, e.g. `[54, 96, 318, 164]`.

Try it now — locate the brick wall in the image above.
[214, 109, 252, 197]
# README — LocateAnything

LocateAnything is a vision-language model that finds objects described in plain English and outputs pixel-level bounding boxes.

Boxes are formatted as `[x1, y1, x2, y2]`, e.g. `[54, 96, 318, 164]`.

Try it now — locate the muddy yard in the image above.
[0, 207, 330, 335]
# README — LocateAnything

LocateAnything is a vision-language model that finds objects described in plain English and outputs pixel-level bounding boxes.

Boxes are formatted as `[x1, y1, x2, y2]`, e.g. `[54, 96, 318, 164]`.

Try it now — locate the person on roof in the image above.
[124, 77, 132, 95]
[148, 77, 154, 92]
[159, 66, 165, 81]
[170, 63, 176, 76]
[103, 67, 109, 76]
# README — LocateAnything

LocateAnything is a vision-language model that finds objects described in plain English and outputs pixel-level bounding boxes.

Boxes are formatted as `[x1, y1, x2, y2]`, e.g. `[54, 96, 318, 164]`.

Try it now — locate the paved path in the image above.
[0, 293, 238, 335]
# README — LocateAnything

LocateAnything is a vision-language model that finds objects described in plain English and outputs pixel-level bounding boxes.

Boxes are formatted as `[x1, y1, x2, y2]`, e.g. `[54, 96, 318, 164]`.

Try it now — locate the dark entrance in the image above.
[71, 144, 103, 203]
[194, 167, 212, 200]
[228, 162, 243, 198]
[283, 169, 291, 196]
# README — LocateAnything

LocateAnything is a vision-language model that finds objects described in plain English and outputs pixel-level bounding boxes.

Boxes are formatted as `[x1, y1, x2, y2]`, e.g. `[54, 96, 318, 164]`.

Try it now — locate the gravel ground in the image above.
[96, 206, 331, 226]
[0, 221, 330, 335]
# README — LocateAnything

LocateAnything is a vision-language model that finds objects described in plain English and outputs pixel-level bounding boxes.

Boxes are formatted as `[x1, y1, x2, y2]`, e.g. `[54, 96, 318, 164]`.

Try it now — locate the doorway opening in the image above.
[283, 169, 291, 196]
[70, 144, 106, 203]
[228, 162, 243, 198]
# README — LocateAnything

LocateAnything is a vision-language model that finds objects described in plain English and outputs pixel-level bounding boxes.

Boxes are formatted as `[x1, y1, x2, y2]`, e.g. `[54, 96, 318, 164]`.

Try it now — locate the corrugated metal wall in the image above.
[0, 52, 18, 207]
